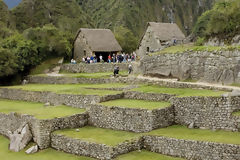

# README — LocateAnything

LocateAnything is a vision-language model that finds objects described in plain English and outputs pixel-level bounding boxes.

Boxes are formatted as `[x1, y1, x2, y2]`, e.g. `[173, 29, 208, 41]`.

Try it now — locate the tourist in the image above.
[108, 54, 112, 63]
[100, 55, 103, 63]
[128, 64, 133, 74]
[82, 57, 85, 63]
[87, 57, 90, 64]
[113, 66, 119, 77]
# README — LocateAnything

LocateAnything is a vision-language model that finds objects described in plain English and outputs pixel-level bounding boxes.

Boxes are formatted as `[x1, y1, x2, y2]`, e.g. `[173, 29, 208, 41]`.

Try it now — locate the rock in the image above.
[9, 124, 33, 152]
[44, 102, 50, 106]
[188, 122, 194, 129]
[25, 145, 38, 154]
[76, 129, 80, 132]
[230, 90, 240, 96]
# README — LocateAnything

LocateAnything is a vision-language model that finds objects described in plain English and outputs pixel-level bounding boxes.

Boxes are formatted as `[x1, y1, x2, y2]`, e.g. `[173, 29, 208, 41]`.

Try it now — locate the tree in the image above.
[114, 26, 138, 53]
[0, 47, 18, 77]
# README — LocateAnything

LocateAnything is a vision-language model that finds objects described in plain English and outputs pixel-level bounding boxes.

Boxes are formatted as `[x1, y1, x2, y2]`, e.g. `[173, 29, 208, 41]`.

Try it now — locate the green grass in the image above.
[30, 57, 62, 75]
[54, 126, 141, 146]
[6, 84, 123, 96]
[0, 99, 85, 119]
[148, 125, 240, 145]
[231, 83, 240, 88]
[132, 85, 226, 97]
[100, 99, 171, 110]
[61, 71, 128, 79]
[151, 45, 240, 55]
[233, 111, 240, 116]
[115, 150, 184, 160]
[0, 135, 93, 160]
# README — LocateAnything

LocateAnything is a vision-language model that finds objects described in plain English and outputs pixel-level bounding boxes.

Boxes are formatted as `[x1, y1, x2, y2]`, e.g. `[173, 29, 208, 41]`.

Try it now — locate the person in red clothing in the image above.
[108, 55, 112, 63]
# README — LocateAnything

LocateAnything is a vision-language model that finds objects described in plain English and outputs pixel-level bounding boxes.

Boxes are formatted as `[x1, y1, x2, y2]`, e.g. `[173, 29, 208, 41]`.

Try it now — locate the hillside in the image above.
[77, 0, 214, 38]
[11, 0, 93, 33]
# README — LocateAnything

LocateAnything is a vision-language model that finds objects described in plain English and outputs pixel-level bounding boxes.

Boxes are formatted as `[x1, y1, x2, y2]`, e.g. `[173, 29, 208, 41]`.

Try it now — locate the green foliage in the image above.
[1, 33, 39, 71]
[0, 47, 18, 77]
[23, 24, 73, 59]
[194, 0, 240, 40]
[114, 26, 138, 53]
[195, 37, 205, 46]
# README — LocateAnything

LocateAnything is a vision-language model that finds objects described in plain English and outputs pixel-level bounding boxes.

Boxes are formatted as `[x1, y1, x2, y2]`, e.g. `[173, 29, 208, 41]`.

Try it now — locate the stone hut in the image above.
[137, 22, 185, 57]
[73, 28, 122, 62]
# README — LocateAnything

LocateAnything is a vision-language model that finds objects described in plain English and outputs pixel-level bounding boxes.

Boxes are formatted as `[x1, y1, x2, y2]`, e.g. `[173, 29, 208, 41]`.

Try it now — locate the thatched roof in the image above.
[75, 28, 122, 52]
[148, 22, 185, 41]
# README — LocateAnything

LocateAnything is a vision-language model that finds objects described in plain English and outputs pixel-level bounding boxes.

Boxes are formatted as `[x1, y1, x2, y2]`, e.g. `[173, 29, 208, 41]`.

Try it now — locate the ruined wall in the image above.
[0, 112, 88, 149]
[88, 105, 174, 133]
[144, 135, 240, 160]
[124, 91, 174, 101]
[0, 88, 101, 108]
[172, 96, 240, 131]
[140, 50, 240, 84]
[51, 133, 142, 160]
[61, 63, 129, 73]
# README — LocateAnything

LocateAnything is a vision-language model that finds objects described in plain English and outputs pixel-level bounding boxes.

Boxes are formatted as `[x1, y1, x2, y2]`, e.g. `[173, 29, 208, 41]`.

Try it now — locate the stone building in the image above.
[137, 22, 185, 57]
[73, 28, 122, 62]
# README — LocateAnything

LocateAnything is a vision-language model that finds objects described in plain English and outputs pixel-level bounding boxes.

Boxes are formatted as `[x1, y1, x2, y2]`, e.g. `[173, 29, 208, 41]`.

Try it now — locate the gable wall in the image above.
[74, 32, 93, 61]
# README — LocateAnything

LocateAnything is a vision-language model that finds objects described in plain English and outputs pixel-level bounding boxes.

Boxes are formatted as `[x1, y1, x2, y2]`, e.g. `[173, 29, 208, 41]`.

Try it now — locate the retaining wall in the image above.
[124, 91, 174, 101]
[61, 63, 129, 73]
[144, 135, 240, 160]
[0, 112, 88, 149]
[171, 96, 240, 131]
[0, 88, 122, 108]
[51, 133, 142, 160]
[88, 105, 174, 133]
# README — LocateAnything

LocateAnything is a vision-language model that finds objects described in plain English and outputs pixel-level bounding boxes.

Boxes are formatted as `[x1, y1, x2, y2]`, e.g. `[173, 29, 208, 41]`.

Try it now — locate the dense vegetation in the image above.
[193, 0, 240, 42]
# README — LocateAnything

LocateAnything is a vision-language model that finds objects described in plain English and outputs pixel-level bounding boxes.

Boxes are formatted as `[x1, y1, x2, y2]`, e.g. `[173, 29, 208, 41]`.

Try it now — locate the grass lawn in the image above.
[61, 71, 128, 79]
[0, 135, 93, 160]
[132, 85, 226, 97]
[150, 45, 240, 55]
[54, 126, 141, 146]
[100, 99, 171, 110]
[6, 84, 123, 96]
[148, 125, 240, 145]
[233, 111, 240, 116]
[115, 150, 184, 160]
[0, 99, 85, 119]
[30, 57, 62, 75]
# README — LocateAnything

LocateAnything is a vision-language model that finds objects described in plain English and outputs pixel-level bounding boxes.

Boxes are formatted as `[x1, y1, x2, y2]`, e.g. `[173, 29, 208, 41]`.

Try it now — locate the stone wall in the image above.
[140, 50, 240, 84]
[171, 96, 240, 131]
[0, 112, 88, 149]
[51, 133, 142, 160]
[88, 105, 174, 133]
[0, 88, 101, 108]
[28, 76, 233, 92]
[144, 135, 240, 160]
[61, 63, 129, 73]
[124, 91, 174, 101]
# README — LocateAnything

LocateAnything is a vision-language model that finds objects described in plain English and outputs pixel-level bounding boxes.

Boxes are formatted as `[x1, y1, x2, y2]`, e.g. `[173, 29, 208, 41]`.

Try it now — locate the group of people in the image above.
[113, 64, 133, 77]
[82, 56, 98, 64]
[107, 53, 136, 63]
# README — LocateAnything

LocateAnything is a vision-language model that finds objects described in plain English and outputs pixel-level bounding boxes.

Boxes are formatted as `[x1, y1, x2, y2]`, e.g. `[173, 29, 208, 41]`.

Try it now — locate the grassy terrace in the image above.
[60, 71, 128, 79]
[233, 111, 240, 116]
[0, 99, 85, 119]
[115, 150, 184, 160]
[100, 99, 171, 110]
[6, 84, 125, 96]
[0, 136, 93, 160]
[132, 85, 226, 97]
[150, 45, 240, 55]
[54, 126, 141, 146]
[148, 125, 240, 145]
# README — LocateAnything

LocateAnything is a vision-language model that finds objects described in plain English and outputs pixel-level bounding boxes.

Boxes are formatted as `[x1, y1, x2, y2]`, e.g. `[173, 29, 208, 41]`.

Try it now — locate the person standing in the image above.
[128, 64, 133, 74]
